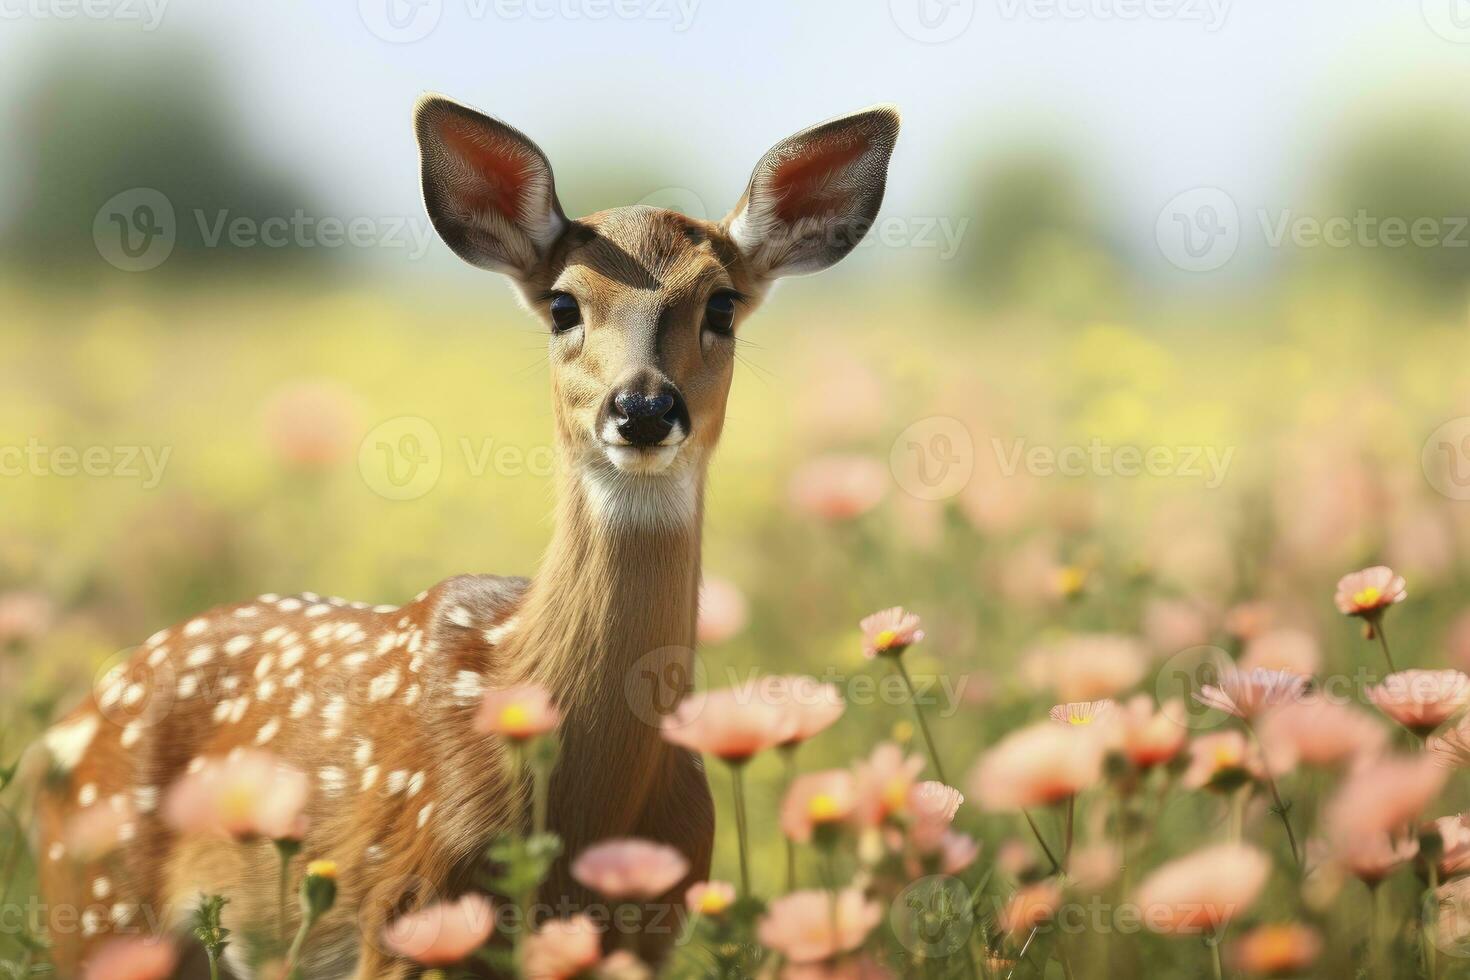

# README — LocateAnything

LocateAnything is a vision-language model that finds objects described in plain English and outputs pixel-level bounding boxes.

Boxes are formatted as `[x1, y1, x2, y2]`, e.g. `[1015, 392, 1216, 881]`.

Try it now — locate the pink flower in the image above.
[697, 577, 748, 646]
[571, 838, 689, 901]
[1229, 923, 1323, 976]
[474, 684, 561, 742]
[1133, 843, 1271, 934]
[1430, 813, 1470, 879]
[939, 831, 981, 874]
[660, 683, 799, 764]
[969, 721, 1104, 811]
[0, 590, 54, 647]
[1070, 843, 1122, 891]
[82, 937, 178, 980]
[63, 796, 136, 861]
[1368, 670, 1470, 737]
[1141, 597, 1212, 655]
[1257, 699, 1386, 770]
[1022, 635, 1146, 702]
[1328, 833, 1419, 886]
[1194, 668, 1309, 720]
[1048, 699, 1117, 730]
[261, 380, 359, 470]
[765, 675, 846, 748]
[1429, 720, 1470, 769]
[163, 751, 308, 842]
[1118, 695, 1187, 769]
[1335, 566, 1407, 617]
[997, 881, 1062, 937]
[594, 951, 652, 979]
[1323, 754, 1448, 840]
[757, 888, 882, 963]
[1240, 629, 1321, 676]
[906, 782, 964, 853]
[382, 894, 495, 966]
[853, 742, 927, 824]
[522, 915, 603, 980]
[686, 880, 737, 917]
[781, 771, 859, 844]
[858, 607, 924, 658]
[789, 454, 888, 521]
[1182, 732, 1265, 792]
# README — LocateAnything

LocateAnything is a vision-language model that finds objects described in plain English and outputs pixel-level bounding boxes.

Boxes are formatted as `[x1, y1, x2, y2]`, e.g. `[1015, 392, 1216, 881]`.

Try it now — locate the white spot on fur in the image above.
[319, 766, 347, 798]
[122, 683, 145, 708]
[82, 909, 104, 936]
[447, 605, 473, 628]
[92, 877, 112, 899]
[145, 628, 170, 648]
[224, 635, 253, 657]
[452, 671, 484, 704]
[407, 771, 426, 798]
[44, 716, 99, 772]
[280, 645, 305, 670]
[184, 618, 208, 637]
[187, 756, 206, 774]
[177, 674, 199, 699]
[254, 718, 281, 745]
[305, 603, 331, 618]
[385, 770, 407, 794]
[120, 720, 144, 748]
[417, 802, 434, 828]
[342, 652, 369, 671]
[134, 785, 160, 814]
[47, 842, 65, 861]
[361, 765, 380, 792]
[484, 617, 519, 645]
[185, 645, 215, 668]
[289, 693, 315, 719]
[78, 783, 98, 807]
[353, 738, 374, 767]
[146, 646, 169, 668]
[233, 606, 260, 618]
[368, 669, 401, 703]
[403, 683, 421, 707]
[254, 654, 275, 680]
[257, 678, 278, 702]
[322, 696, 346, 739]
[277, 598, 303, 613]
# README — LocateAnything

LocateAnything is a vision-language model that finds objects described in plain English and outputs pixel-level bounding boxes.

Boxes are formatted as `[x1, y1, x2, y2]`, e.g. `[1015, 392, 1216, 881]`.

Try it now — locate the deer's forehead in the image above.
[555, 207, 735, 301]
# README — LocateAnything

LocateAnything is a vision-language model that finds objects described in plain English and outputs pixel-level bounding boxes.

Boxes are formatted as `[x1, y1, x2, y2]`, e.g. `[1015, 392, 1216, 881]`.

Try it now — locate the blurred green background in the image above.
[3, 3, 1470, 974]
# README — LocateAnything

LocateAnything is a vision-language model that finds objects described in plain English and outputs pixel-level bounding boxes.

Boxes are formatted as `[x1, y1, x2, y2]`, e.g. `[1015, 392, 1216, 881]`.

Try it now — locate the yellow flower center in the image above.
[808, 793, 843, 823]
[1068, 713, 1092, 726]
[882, 779, 908, 813]
[1055, 566, 1087, 596]
[498, 703, 532, 735]
[697, 890, 730, 916]
[218, 785, 254, 826]
[1253, 926, 1298, 967]
[307, 860, 339, 880]
[1213, 744, 1241, 769]
[1353, 586, 1382, 608]
[875, 629, 898, 650]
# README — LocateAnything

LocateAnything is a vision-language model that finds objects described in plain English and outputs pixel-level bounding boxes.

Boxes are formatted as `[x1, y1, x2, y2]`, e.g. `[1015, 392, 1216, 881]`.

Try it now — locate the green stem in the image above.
[1209, 934, 1223, 980]
[1427, 865, 1441, 980]
[782, 748, 798, 892]
[1022, 809, 1062, 874]
[207, 951, 221, 980]
[893, 657, 948, 785]
[730, 763, 752, 896]
[277, 848, 290, 948]
[1062, 797, 1075, 870]
[531, 751, 549, 837]
[1245, 722, 1300, 867]
[283, 911, 318, 980]
[1374, 616, 1399, 674]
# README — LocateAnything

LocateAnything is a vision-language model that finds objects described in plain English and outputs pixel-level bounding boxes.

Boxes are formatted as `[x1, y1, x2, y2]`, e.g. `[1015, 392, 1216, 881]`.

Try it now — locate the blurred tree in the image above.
[957, 146, 1131, 316]
[1322, 112, 1470, 300]
[3, 42, 324, 284]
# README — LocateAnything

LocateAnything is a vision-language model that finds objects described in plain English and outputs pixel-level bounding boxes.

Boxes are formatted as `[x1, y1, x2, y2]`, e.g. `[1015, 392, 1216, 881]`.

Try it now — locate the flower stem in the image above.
[782, 749, 798, 892]
[730, 763, 752, 896]
[1374, 616, 1399, 674]
[1209, 934, 1223, 980]
[1022, 809, 1062, 874]
[1063, 797, 1075, 869]
[892, 657, 948, 785]
[1426, 865, 1441, 980]
[1245, 722, 1301, 868]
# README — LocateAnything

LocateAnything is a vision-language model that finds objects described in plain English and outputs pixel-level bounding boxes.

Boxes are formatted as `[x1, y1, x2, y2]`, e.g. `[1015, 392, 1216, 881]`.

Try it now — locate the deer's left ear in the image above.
[723, 105, 900, 279]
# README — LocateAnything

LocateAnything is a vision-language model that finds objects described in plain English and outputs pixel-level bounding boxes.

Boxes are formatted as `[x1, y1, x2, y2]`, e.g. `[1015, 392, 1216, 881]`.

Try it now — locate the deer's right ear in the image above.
[415, 96, 567, 278]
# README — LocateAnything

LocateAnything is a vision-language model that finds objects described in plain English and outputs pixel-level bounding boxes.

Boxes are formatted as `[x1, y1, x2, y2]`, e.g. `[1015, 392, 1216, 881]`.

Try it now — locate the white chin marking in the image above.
[605, 444, 680, 474]
[580, 452, 698, 529]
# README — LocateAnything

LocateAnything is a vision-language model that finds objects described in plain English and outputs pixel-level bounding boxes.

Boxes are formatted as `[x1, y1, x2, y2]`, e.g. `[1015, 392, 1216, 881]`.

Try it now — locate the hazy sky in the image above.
[3, 0, 1468, 281]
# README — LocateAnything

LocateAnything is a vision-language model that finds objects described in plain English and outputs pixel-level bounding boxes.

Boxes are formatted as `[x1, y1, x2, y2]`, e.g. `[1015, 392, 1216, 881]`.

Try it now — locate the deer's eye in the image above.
[549, 293, 582, 333]
[704, 292, 737, 336]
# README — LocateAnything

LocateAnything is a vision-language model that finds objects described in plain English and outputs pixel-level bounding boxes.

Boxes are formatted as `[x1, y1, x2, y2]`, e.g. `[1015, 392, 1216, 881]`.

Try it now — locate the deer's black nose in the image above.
[613, 388, 684, 446]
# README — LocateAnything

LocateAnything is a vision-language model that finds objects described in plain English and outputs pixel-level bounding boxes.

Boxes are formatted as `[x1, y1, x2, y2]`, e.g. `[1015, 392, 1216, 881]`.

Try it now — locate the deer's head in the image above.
[415, 97, 899, 512]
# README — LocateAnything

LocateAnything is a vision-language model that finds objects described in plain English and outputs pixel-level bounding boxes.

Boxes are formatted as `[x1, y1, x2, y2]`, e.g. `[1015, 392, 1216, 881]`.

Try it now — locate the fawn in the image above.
[34, 96, 899, 977]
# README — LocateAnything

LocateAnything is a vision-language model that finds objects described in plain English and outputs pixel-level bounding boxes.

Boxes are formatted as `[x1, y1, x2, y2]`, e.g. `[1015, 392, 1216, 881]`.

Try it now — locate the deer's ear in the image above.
[723, 106, 900, 280]
[415, 96, 567, 278]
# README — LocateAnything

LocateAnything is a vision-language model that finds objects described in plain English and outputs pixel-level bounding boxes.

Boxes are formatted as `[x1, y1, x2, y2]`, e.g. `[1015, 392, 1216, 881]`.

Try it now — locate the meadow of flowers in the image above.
[2, 273, 1470, 978]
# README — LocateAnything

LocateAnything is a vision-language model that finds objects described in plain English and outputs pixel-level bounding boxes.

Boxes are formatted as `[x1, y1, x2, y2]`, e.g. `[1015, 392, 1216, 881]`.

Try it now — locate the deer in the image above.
[32, 95, 899, 978]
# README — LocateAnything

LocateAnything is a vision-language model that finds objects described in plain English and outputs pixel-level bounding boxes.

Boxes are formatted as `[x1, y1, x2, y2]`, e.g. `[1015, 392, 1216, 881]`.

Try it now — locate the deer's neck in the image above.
[507, 460, 703, 762]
